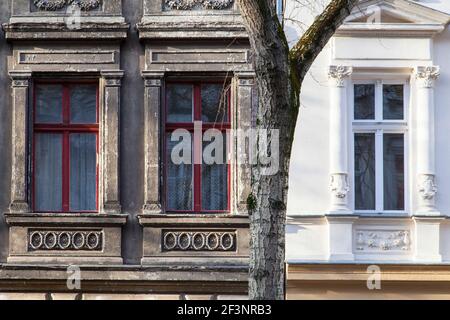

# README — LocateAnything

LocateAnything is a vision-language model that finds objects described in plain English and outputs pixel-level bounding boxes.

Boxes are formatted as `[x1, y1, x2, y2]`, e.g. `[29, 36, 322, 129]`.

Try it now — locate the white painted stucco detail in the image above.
[329, 66, 352, 214]
[415, 66, 440, 215]
[286, 0, 450, 265]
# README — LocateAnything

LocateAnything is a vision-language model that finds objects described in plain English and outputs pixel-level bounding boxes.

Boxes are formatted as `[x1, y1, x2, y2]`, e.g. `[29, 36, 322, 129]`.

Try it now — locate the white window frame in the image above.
[350, 79, 410, 215]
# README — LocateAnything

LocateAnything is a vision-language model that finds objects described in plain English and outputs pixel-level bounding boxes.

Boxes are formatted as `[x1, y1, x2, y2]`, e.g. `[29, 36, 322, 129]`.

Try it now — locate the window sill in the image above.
[353, 212, 410, 218]
[5, 212, 127, 227]
[138, 213, 249, 227]
[138, 214, 249, 266]
[5, 213, 127, 265]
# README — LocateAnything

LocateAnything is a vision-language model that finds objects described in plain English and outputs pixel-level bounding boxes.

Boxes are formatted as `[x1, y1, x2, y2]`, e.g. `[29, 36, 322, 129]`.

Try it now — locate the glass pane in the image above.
[36, 84, 63, 123]
[384, 134, 405, 211]
[70, 85, 97, 124]
[167, 84, 193, 123]
[201, 84, 228, 123]
[70, 134, 97, 211]
[354, 84, 375, 120]
[166, 133, 193, 211]
[202, 134, 228, 211]
[35, 134, 62, 211]
[383, 85, 404, 120]
[354, 133, 376, 210]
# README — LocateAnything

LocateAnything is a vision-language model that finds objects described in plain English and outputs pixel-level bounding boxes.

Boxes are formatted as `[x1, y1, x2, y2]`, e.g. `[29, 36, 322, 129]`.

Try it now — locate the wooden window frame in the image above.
[32, 81, 99, 213]
[164, 80, 231, 214]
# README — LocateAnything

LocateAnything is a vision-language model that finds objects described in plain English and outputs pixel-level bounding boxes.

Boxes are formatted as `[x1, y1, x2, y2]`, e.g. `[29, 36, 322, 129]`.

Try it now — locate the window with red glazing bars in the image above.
[165, 82, 231, 213]
[33, 82, 99, 213]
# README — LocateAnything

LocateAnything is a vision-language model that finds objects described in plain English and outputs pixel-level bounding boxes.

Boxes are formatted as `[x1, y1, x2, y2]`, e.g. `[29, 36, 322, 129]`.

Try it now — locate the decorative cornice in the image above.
[336, 0, 450, 37]
[33, 0, 102, 11]
[164, 0, 234, 10]
[329, 66, 352, 87]
[415, 66, 440, 88]
[3, 20, 129, 41]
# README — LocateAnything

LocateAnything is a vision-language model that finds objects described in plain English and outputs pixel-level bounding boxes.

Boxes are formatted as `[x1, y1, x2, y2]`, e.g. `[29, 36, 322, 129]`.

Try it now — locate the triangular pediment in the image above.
[346, 0, 450, 24]
[337, 0, 450, 36]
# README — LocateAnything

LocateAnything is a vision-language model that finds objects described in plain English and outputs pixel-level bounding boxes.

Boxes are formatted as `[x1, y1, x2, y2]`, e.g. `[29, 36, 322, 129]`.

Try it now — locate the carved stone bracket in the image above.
[355, 230, 411, 252]
[33, 0, 102, 11]
[162, 231, 236, 252]
[164, 0, 234, 10]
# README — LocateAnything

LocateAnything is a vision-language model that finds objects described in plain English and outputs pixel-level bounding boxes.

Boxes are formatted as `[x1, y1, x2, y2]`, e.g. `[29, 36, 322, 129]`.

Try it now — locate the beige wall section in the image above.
[287, 264, 450, 300]
[0, 293, 248, 300]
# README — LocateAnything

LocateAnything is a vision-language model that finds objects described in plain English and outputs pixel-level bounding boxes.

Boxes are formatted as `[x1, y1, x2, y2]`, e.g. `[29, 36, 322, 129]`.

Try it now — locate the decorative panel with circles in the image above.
[28, 230, 103, 251]
[162, 230, 236, 252]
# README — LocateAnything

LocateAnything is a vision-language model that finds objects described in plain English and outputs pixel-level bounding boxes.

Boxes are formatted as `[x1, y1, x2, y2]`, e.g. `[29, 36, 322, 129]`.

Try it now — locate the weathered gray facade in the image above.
[0, 0, 253, 300]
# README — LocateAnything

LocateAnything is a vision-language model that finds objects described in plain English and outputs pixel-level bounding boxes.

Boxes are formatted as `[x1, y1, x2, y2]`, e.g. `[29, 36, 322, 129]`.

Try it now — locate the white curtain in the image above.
[35, 133, 62, 211]
[167, 136, 193, 210]
[70, 133, 97, 211]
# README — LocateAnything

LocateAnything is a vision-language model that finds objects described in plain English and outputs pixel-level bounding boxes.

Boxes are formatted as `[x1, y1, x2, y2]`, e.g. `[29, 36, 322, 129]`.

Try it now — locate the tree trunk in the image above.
[237, 0, 299, 300]
[237, 0, 359, 300]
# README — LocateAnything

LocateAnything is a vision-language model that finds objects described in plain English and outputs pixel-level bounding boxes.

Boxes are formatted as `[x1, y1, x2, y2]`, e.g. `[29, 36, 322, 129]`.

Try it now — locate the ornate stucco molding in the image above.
[355, 230, 411, 252]
[33, 0, 102, 11]
[418, 174, 438, 200]
[164, 0, 234, 10]
[328, 65, 353, 87]
[415, 66, 440, 88]
[330, 173, 350, 199]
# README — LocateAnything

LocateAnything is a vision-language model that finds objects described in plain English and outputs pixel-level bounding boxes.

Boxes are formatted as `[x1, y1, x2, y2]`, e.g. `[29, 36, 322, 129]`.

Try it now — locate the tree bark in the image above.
[236, 0, 359, 300]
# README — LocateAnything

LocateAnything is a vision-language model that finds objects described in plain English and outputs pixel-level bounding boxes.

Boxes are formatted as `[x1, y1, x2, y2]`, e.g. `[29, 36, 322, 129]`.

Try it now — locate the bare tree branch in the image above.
[290, 0, 359, 82]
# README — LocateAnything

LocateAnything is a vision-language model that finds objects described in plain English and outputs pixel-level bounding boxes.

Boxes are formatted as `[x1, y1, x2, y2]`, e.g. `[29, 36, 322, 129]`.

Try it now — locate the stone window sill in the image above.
[5, 213, 127, 265]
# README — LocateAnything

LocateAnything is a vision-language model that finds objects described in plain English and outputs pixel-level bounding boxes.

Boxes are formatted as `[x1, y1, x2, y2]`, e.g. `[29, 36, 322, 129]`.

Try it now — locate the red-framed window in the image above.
[165, 81, 231, 213]
[33, 81, 99, 213]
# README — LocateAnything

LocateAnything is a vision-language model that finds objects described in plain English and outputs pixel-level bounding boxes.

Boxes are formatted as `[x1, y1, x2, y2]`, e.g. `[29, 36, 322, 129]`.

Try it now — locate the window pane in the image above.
[383, 85, 404, 120]
[354, 133, 376, 210]
[70, 85, 97, 124]
[384, 134, 405, 211]
[36, 84, 63, 123]
[201, 84, 228, 123]
[166, 133, 193, 211]
[202, 134, 228, 211]
[354, 84, 375, 120]
[70, 134, 97, 211]
[35, 134, 62, 211]
[167, 84, 193, 123]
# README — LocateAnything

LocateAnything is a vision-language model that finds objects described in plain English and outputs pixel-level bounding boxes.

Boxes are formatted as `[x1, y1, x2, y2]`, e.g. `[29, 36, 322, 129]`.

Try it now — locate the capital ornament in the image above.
[415, 66, 440, 88]
[328, 66, 353, 87]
